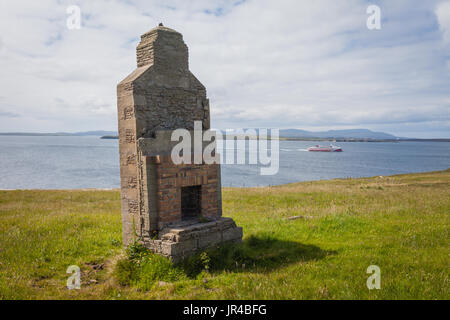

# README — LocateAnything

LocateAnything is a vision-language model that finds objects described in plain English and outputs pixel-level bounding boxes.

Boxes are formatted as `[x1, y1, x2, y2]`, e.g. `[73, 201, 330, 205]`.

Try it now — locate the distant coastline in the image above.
[0, 130, 116, 137]
[97, 135, 450, 142]
[1, 130, 449, 142]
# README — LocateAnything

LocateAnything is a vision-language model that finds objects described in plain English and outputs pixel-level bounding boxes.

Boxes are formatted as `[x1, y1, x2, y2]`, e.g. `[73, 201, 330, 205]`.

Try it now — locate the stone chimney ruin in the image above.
[117, 25, 243, 262]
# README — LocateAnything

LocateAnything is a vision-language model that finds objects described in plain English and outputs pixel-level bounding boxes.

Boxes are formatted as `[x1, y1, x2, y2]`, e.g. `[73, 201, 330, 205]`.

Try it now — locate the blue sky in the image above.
[0, 0, 449, 138]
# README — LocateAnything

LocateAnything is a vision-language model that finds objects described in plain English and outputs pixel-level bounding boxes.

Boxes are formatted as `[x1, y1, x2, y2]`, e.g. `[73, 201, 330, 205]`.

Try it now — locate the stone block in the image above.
[222, 226, 243, 242]
[198, 231, 222, 249]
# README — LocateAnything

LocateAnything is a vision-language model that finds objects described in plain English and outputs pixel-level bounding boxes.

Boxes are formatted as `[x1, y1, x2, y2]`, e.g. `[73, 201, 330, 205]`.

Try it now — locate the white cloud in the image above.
[436, 1, 450, 43]
[0, 0, 449, 137]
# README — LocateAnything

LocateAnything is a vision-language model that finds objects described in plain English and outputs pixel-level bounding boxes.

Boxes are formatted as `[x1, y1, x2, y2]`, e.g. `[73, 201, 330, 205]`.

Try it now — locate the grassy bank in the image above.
[0, 170, 449, 299]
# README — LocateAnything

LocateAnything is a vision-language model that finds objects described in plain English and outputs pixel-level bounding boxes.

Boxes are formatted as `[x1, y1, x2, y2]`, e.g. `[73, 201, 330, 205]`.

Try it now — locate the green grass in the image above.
[0, 170, 449, 299]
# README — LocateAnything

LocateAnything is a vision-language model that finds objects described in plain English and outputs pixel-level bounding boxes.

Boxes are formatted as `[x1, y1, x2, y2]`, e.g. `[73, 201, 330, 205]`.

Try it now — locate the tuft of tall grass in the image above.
[114, 234, 332, 290]
[114, 242, 186, 290]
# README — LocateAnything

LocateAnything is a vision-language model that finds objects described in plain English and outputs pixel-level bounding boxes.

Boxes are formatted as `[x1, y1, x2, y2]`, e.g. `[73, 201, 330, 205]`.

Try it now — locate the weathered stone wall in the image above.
[117, 72, 142, 247]
[138, 85, 210, 137]
[136, 26, 188, 71]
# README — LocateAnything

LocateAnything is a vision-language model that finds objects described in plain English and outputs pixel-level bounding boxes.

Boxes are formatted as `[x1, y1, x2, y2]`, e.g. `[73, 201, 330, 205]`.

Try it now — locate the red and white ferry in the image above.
[307, 145, 343, 152]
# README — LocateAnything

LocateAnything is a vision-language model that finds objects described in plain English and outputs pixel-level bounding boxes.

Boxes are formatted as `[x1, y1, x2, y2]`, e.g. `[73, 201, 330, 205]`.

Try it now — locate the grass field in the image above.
[0, 170, 449, 300]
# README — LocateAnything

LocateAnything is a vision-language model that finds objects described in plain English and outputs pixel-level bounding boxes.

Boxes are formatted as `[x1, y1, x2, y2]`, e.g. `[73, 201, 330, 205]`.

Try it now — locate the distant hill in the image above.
[0, 129, 397, 140]
[279, 129, 398, 140]
[0, 131, 117, 137]
[72, 131, 118, 136]
[1, 129, 449, 141]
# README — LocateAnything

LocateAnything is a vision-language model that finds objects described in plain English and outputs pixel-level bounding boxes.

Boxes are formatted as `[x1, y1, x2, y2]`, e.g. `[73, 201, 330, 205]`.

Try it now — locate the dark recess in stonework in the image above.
[181, 185, 201, 219]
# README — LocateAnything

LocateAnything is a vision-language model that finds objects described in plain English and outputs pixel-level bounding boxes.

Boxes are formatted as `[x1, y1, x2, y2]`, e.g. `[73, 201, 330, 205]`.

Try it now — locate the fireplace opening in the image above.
[181, 185, 201, 220]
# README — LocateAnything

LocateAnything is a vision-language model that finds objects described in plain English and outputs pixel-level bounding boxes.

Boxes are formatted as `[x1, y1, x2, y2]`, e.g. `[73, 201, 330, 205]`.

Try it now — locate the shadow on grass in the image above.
[180, 234, 335, 278]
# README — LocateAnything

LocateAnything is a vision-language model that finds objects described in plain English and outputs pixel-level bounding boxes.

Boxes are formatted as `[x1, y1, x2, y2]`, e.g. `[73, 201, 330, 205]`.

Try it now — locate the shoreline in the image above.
[1, 134, 449, 142]
[102, 136, 450, 142]
[1, 169, 448, 191]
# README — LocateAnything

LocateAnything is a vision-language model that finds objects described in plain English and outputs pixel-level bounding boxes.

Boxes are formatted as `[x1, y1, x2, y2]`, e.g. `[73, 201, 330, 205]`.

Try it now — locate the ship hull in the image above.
[307, 146, 343, 152]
